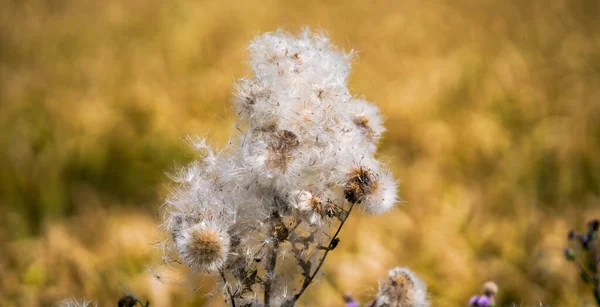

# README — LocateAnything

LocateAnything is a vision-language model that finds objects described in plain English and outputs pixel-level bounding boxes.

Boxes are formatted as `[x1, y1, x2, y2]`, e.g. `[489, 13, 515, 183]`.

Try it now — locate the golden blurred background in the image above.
[1, 0, 600, 306]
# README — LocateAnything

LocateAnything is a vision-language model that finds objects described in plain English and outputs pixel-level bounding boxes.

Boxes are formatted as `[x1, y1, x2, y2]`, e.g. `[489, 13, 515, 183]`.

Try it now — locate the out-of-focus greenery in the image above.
[1, 0, 599, 306]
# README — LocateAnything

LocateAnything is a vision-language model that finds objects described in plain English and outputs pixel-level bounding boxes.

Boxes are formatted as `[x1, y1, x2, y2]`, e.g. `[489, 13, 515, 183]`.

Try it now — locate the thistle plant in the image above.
[564, 219, 600, 306]
[161, 29, 399, 306]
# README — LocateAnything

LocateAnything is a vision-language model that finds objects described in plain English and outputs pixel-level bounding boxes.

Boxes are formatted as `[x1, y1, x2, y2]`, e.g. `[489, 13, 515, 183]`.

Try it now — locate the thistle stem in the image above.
[220, 270, 236, 307]
[264, 240, 279, 306]
[291, 203, 355, 303]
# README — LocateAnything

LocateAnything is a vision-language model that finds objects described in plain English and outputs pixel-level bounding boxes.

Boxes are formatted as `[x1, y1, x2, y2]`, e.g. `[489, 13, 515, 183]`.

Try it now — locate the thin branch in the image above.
[220, 270, 236, 307]
[264, 240, 279, 306]
[291, 202, 355, 303]
[573, 258, 595, 285]
[590, 239, 599, 275]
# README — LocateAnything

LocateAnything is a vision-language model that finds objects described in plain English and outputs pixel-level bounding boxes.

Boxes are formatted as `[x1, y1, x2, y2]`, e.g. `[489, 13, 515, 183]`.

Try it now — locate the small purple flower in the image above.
[343, 293, 359, 307]
[469, 295, 492, 307]
[580, 234, 591, 249]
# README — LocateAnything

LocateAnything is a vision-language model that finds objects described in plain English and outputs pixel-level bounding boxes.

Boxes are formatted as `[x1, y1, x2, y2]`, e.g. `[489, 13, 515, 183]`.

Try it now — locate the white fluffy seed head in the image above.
[343, 160, 398, 214]
[483, 281, 498, 296]
[362, 170, 398, 214]
[176, 222, 231, 272]
[374, 267, 429, 307]
[228, 28, 399, 208]
[346, 98, 386, 152]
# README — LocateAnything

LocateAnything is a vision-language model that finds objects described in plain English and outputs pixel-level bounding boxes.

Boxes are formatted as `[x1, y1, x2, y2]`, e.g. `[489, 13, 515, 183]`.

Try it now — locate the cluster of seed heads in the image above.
[162, 28, 400, 306]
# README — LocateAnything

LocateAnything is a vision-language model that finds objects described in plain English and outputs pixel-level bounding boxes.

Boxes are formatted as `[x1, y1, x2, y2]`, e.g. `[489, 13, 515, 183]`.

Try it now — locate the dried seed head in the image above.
[344, 167, 377, 204]
[374, 267, 429, 307]
[348, 98, 385, 146]
[343, 162, 397, 214]
[308, 195, 323, 214]
[176, 222, 230, 272]
[291, 190, 335, 224]
[482, 281, 498, 297]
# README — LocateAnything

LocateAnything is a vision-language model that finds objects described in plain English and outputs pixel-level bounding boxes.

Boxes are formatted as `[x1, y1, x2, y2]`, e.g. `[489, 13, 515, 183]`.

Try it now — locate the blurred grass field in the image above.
[1, 0, 600, 306]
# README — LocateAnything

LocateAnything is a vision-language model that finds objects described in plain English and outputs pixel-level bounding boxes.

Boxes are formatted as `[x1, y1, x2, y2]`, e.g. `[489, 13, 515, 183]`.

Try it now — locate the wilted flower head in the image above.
[373, 267, 429, 307]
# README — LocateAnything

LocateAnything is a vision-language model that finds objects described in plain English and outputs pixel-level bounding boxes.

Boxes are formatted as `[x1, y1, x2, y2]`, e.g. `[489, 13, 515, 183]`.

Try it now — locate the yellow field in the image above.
[1, 0, 599, 306]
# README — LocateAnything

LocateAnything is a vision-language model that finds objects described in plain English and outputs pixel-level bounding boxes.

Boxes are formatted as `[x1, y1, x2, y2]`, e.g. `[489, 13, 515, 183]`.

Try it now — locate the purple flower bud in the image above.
[581, 234, 591, 250]
[470, 295, 492, 307]
[582, 234, 589, 243]
[568, 230, 576, 240]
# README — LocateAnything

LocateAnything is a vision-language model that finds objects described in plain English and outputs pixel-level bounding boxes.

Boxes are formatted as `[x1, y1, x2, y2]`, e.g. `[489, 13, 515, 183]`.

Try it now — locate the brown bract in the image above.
[308, 196, 338, 219]
[344, 167, 378, 204]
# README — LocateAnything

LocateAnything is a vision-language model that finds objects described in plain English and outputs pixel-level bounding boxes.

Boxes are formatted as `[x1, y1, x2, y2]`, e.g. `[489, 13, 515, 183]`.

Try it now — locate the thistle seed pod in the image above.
[374, 267, 429, 307]
[176, 222, 231, 272]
